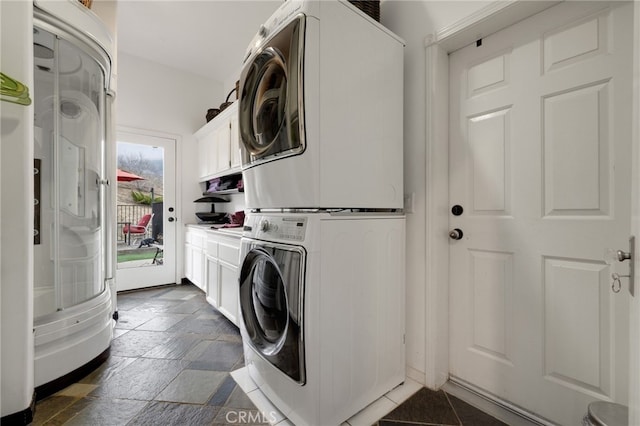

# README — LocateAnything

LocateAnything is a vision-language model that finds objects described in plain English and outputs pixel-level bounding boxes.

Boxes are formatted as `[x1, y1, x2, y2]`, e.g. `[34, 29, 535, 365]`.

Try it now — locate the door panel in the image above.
[115, 130, 177, 291]
[449, 2, 632, 424]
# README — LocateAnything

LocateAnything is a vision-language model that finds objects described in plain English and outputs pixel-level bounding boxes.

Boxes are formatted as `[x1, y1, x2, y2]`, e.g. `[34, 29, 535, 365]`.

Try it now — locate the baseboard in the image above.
[405, 365, 426, 386]
[0, 393, 35, 425]
[443, 378, 555, 426]
[34, 347, 110, 401]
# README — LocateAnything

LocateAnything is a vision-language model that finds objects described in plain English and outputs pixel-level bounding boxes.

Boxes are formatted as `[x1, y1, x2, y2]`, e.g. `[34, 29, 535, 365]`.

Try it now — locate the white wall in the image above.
[116, 52, 224, 279]
[380, 0, 491, 383]
[1, 0, 35, 418]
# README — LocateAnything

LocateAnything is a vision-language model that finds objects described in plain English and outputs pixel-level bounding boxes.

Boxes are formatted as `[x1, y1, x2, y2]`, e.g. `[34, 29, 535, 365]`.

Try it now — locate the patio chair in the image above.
[122, 214, 152, 246]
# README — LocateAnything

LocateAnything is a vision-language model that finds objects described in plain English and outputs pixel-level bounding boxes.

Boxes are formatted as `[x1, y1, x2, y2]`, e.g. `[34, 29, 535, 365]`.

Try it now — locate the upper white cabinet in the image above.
[195, 101, 241, 181]
[229, 112, 241, 170]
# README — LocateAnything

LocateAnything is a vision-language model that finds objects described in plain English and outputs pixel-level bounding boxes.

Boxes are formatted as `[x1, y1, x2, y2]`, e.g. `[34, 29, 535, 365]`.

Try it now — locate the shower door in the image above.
[33, 26, 109, 318]
[32, 4, 115, 390]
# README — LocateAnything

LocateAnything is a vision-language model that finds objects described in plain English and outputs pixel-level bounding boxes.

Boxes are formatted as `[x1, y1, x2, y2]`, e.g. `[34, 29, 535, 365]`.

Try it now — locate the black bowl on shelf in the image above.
[195, 212, 228, 224]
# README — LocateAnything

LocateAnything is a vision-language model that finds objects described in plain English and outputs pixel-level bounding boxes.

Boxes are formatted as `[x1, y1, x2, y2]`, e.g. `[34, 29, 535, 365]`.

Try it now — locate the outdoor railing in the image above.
[116, 204, 152, 243]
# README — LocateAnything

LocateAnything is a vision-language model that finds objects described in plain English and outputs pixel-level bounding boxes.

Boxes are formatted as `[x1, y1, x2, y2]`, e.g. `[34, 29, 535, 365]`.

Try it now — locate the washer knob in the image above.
[260, 219, 270, 232]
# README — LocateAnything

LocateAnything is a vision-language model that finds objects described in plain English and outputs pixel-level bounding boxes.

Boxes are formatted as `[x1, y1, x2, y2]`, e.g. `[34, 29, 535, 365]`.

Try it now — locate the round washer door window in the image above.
[240, 47, 287, 156]
[240, 248, 289, 356]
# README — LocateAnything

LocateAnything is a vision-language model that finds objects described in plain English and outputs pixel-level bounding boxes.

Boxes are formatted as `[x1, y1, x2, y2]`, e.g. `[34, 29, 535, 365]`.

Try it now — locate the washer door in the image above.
[239, 243, 305, 384]
[239, 15, 305, 168]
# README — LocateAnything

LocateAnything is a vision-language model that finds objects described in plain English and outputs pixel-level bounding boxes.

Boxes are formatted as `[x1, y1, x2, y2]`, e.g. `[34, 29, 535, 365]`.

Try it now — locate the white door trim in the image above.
[629, 3, 640, 424]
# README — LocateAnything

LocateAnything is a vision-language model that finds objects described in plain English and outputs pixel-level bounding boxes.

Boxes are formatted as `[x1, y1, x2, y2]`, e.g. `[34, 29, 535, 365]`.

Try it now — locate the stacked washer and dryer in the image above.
[237, 1, 406, 424]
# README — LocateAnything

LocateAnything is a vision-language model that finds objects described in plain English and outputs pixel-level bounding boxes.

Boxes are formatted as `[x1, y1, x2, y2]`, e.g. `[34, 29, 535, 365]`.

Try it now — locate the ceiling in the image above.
[116, 0, 283, 83]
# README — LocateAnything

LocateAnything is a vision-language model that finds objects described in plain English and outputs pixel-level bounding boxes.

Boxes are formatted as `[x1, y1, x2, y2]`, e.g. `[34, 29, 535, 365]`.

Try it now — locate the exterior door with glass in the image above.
[115, 129, 177, 291]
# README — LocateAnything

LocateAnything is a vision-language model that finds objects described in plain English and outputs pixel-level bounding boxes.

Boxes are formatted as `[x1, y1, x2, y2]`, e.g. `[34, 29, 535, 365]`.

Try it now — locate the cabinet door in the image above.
[219, 262, 238, 326]
[229, 113, 241, 170]
[192, 247, 204, 290]
[206, 135, 216, 178]
[205, 255, 219, 307]
[198, 134, 217, 180]
[215, 123, 231, 173]
[197, 137, 209, 180]
[184, 243, 193, 281]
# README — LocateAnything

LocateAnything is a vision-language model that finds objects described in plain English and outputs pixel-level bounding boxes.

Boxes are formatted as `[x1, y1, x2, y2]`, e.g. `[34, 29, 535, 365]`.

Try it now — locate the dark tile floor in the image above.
[33, 283, 507, 426]
[375, 387, 507, 426]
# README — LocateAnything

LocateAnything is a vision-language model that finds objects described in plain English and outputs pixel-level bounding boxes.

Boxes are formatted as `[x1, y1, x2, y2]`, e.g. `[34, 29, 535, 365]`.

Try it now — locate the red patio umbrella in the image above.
[117, 168, 144, 182]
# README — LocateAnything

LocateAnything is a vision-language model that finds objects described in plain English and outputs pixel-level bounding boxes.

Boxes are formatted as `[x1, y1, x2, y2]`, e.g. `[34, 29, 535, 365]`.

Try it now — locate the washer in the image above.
[239, 0, 405, 210]
[239, 211, 406, 425]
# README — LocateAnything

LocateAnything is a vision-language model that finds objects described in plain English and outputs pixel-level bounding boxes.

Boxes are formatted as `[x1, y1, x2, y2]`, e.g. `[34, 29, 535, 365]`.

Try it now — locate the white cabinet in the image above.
[229, 112, 241, 170]
[194, 102, 240, 182]
[184, 227, 206, 291]
[203, 230, 240, 326]
[219, 263, 238, 325]
[197, 136, 216, 180]
[205, 254, 219, 307]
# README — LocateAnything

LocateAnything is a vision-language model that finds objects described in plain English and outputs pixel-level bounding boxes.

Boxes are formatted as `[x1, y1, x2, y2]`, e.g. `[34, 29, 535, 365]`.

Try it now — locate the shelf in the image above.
[201, 188, 243, 196]
[194, 195, 231, 203]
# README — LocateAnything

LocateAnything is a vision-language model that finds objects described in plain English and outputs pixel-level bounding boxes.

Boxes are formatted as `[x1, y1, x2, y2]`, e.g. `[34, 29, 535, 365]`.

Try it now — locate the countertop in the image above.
[186, 223, 243, 238]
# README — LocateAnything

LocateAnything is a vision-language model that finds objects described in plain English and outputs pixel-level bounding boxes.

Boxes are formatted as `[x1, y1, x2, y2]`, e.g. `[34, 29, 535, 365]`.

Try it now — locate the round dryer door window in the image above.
[239, 16, 305, 168]
[240, 248, 289, 355]
[242, 48, 287, 155]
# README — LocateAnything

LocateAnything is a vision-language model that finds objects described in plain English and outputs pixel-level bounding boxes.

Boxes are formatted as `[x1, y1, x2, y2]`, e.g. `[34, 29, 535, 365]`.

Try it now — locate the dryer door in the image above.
[239, 242, 306, 384]
[239, 16, 306, 169]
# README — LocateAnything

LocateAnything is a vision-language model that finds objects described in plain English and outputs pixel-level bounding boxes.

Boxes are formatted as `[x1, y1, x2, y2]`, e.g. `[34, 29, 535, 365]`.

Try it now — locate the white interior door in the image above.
[448, 2, 633, 424]
[115, 129, 177, 291]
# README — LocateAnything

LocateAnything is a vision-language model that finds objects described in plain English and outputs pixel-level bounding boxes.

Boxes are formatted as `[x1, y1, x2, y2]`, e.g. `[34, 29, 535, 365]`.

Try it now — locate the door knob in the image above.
[449, 228, 464, 240]
[617, 250, 631, 262]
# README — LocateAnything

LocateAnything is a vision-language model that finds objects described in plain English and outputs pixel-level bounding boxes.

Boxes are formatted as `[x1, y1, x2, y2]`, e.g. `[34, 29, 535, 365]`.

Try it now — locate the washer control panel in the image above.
[245, 215, 307, 242]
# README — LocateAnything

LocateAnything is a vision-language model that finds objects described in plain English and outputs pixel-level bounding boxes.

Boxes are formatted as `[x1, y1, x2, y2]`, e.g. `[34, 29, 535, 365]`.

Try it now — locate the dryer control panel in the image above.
[244, 214, 307, 242]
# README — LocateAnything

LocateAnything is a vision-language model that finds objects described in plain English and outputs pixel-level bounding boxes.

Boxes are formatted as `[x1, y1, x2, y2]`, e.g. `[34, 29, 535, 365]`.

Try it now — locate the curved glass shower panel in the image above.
[57, 36, 105, 310]
[33, 26, 106, 318]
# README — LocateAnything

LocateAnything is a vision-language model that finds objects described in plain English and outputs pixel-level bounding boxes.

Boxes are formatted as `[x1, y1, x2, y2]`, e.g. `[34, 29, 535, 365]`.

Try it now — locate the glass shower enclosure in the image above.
[32, 7, 114, 389]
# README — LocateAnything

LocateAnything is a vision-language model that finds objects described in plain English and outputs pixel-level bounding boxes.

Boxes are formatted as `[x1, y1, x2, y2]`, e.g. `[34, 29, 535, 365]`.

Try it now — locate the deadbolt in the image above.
[449, 228, 464, 240]
[451, 205, 464, 216]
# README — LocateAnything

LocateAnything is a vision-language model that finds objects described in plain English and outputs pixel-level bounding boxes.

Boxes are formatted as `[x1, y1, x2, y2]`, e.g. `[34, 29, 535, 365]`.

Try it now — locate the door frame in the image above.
[629, 3, 640, 424]
[114, 125, 182, 288]
[423, 1, 639, 422]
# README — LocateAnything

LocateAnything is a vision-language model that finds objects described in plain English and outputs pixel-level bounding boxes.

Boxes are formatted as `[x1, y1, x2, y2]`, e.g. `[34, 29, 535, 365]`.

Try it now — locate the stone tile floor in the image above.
[374, 387, 507, 426]
[33, 283, 507, 426]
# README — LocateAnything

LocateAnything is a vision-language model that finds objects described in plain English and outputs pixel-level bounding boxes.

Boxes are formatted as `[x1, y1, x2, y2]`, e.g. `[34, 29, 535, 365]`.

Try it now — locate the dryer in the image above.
[239, 211, 406, 425]
[239, 0, 405, 210]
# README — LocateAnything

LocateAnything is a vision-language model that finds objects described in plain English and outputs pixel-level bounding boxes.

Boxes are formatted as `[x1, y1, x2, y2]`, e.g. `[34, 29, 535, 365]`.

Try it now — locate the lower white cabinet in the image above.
[184, 227, 206, 291]
[205, 254, 219, 307]
[218, 263, 238, 324]
[185, 226, 240, 326]
[204, 230, 240, 326]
